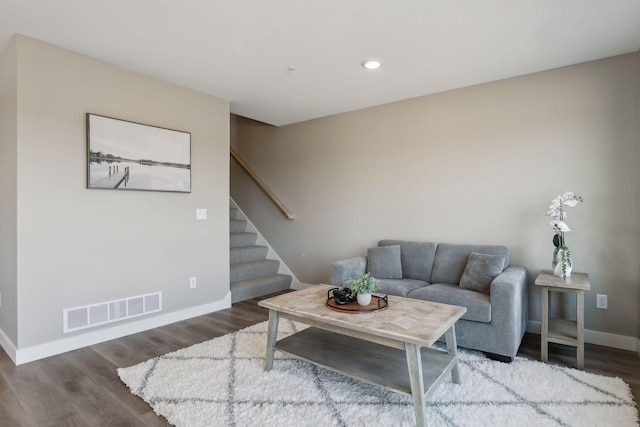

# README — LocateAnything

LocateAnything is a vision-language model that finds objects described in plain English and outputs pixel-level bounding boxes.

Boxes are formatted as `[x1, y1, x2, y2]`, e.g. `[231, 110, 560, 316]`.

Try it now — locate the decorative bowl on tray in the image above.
[325, 287, 388, 313]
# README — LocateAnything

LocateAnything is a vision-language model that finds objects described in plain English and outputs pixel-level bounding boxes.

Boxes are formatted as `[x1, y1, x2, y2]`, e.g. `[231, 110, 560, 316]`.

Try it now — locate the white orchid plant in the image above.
[547, 192, 583, 277]
[547, 191, 584, 248]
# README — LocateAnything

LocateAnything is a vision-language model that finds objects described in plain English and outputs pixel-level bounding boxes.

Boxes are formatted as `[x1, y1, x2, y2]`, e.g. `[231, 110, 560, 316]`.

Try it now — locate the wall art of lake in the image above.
[89, 161, 190, 192]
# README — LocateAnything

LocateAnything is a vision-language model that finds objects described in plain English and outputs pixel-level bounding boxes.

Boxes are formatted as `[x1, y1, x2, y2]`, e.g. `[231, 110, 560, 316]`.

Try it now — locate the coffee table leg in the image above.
[405, 343, 427, 427]
[264, 309, 279, 371]
[445, 325, 461, 384]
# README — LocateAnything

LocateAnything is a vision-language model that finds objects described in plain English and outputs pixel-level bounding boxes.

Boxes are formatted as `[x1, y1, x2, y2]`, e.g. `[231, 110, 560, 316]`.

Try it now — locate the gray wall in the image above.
[231, 53, 640, 339]
[0, 37, 18, 345]
[1, 35, 230, 350]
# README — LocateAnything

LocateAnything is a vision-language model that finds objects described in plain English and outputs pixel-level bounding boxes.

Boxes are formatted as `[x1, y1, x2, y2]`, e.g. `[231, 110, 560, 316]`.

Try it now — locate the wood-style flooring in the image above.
[0, 291, 638, 426]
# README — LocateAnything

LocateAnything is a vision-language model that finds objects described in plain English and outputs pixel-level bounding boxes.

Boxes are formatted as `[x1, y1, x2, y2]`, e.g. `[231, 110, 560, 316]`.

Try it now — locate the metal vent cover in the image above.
[63, 292, 162, 333]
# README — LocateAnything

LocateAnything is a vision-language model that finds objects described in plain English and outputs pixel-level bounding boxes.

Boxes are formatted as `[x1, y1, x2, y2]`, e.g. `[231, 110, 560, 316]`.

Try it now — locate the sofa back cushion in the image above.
[367, 245, 403, 279]
[431, 243, 509, 285]
[378, 240, 437, 282]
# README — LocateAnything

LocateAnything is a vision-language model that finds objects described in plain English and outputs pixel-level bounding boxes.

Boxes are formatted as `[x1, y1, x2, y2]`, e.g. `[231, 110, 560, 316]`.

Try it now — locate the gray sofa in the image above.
[331, 240, 528, 361]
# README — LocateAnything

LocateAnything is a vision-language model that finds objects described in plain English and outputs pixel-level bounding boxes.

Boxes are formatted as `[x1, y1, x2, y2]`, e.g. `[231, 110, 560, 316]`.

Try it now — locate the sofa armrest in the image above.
[491, 266, 527, 292]
[489, 265, 529, 341]
[330, 257, 367, 286]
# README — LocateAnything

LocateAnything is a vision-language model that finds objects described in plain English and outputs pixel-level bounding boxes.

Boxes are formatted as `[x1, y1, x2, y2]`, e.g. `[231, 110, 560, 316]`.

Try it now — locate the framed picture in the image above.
[86, 114, 191, 193]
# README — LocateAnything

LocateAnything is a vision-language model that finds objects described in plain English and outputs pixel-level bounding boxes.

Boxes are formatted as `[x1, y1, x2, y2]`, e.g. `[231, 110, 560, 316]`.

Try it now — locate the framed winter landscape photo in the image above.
[86, 114, 191, 193]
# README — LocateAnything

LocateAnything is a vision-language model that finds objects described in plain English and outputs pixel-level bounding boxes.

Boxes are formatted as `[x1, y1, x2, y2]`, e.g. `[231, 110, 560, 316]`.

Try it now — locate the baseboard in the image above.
[527, 320, 637, 352]
[6, 292, 231, 365]
[0, 327, 17, 363]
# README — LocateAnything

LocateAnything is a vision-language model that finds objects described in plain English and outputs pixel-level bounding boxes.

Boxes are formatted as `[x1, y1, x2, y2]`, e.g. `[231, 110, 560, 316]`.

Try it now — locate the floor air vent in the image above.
[63, 292, 162, 333]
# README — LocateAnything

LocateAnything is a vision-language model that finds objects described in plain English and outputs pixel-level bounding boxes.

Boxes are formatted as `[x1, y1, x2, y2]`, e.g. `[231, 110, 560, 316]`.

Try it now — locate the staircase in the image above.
[230, 206, 292, 303]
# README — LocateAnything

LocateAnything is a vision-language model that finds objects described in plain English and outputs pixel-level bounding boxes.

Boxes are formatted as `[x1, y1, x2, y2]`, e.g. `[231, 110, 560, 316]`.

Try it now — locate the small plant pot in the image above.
[357, 293, 372, 306]
[553, 247, 573, 279]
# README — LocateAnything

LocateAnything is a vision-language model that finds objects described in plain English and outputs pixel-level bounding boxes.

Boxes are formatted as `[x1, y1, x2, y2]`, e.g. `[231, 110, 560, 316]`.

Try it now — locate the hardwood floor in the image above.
[0, 292, 638, 426]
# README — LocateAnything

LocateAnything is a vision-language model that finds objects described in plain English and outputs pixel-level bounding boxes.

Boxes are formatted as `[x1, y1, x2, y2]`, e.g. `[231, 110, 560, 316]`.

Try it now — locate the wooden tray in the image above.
[325, 288, 388, 313]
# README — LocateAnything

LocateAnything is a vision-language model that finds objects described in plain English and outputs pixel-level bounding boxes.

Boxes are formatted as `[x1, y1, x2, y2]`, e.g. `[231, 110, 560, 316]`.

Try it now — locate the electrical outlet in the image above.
[596, 294, 607, 309]
[190, 277, 197, 289]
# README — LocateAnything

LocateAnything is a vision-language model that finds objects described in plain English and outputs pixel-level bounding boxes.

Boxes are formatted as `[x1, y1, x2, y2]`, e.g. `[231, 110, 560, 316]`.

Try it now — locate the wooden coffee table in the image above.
[259, 285, 466, 427]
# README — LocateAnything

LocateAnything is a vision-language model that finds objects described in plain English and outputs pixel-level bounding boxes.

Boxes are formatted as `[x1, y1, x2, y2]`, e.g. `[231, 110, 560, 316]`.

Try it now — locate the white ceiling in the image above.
[1, 1, 639, 126]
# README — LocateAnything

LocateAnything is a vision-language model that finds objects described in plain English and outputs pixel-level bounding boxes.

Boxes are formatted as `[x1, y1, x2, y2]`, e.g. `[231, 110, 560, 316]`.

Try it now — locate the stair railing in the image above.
[230, 148, 295, 220]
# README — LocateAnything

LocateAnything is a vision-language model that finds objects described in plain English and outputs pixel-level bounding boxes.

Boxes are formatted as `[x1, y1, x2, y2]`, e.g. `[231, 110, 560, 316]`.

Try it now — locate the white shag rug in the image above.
[118, 320, 638, 427]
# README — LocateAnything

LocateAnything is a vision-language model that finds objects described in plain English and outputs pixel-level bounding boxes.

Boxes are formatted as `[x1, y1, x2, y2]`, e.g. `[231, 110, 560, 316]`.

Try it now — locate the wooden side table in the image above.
[534, 270, 590, 369]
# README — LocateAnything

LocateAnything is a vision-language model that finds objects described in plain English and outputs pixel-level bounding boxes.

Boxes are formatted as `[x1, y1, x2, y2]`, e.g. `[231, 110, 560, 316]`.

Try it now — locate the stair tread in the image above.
[230, 219, 247, 232]
[230, 259, 280, 282]
[230, 259, 279, 269]
[230, 231, 258, 248]
[231, 274, 292, 303]
[230, 245, 268, 250]
[230, 245, 269, 264]
[231, 259, 280, 266]
[231, 273, 291, 286]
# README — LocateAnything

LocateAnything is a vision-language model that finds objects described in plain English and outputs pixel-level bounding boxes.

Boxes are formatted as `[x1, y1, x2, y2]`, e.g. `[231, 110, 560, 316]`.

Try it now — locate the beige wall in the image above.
[0, 38, 18, 345]
[231, 53, 640, 339]
[2, 35, 229, 351]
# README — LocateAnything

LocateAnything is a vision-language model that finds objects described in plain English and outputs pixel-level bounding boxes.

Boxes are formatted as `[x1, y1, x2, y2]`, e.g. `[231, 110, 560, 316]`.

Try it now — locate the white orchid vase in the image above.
[546, 192, 583, 278]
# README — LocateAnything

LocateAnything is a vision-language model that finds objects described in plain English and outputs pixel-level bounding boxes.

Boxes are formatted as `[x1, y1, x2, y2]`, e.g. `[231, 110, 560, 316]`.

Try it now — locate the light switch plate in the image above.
[196, 209, 207, 220]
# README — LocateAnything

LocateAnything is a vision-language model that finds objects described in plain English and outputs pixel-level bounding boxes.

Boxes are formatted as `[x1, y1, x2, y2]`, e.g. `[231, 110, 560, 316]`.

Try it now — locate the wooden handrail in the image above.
[230, 148, 295, 220]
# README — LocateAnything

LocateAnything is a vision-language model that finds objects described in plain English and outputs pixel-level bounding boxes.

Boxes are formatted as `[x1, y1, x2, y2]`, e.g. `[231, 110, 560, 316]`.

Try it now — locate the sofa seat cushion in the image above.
[376, 279, 429, 297]
[408, 283, 491, 323]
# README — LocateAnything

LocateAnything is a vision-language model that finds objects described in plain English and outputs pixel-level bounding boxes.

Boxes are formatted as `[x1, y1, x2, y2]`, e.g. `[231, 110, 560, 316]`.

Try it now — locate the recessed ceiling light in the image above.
[362, 59, 382, 70]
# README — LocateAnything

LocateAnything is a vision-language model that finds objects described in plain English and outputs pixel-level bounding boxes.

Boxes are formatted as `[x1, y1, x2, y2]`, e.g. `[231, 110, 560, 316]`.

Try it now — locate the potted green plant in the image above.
[350, 272, 379, 306]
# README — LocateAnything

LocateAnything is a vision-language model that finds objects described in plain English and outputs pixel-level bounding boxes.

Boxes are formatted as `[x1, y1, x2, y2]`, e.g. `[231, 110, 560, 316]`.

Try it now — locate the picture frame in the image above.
[86, 113, 191, 193]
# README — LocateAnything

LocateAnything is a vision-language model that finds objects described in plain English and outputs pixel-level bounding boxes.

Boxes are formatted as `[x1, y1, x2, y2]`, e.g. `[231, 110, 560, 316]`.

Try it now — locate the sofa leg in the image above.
[484, 352, 513, 363]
